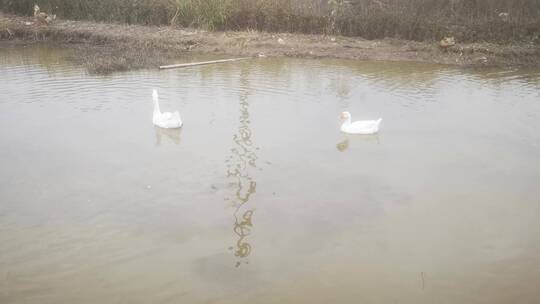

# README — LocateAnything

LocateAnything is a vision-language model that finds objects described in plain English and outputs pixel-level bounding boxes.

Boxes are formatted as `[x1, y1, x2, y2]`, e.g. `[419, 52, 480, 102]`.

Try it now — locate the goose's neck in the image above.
[153, 95, 160, 114]
[341, 116, 351, 127]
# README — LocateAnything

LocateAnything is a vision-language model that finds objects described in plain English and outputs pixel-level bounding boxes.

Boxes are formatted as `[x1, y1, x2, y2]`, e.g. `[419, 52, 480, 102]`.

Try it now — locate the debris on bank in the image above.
[159, 57, 252, 70]
[33, 5, 56, 26]
[439, 37, 456, 49]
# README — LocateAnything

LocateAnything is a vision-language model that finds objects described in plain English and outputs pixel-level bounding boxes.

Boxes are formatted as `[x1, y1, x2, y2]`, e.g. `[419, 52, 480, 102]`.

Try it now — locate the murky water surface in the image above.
[1, 45, 540, 304]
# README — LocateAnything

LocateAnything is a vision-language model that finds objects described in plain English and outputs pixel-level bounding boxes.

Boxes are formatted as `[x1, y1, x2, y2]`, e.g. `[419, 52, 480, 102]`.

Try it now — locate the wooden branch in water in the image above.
[159, 57, 252, 70]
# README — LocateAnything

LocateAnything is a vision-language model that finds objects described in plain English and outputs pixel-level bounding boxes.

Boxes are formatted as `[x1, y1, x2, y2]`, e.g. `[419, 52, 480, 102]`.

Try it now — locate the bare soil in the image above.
[2, 12, 539, 73]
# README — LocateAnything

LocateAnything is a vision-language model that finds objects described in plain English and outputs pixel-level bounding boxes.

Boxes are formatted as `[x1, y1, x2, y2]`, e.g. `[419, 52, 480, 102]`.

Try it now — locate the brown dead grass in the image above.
[1, 13, 539, 74]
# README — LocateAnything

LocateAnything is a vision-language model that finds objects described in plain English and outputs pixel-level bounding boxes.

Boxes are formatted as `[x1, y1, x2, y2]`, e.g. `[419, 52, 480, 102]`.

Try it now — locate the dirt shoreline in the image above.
[2, 12, 539, 73]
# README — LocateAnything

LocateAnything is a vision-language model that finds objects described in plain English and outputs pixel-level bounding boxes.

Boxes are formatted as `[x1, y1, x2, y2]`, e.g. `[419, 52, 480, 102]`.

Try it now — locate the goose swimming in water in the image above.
[339, 111, 382, 135]
[152, 89, 182, 129]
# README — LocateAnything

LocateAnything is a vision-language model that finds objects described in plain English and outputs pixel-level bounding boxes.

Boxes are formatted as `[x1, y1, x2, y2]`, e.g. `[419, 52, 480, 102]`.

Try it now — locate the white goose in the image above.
[340, 111, 382, 134]
[152, 89, 182, 129]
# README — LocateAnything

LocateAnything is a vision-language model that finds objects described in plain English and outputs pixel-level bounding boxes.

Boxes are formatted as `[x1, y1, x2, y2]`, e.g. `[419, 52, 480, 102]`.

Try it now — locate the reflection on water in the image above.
[336, 139, 349, 152]
[225, 66, 259, 267]
[336, 134, 380, 152]
[154, 126, 182, 146]
[1, 44, 540, 304]
[420, 271, 426, 290]
[329, 74, 351, 106]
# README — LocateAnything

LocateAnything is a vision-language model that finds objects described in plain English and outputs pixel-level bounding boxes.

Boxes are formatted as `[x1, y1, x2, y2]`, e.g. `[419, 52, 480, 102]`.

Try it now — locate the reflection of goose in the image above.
[154, 126, 182, 145]
[336, 139, 349, 152]
[336, 134, 380, 152]
[152, 89, 182, 129]
[340, 111, 382, 134]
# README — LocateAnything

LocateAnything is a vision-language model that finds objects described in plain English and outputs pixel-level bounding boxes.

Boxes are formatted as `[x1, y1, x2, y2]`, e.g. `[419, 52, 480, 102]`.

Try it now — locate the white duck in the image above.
[340, 111, 382, 134]
[152, 89, 182, 129]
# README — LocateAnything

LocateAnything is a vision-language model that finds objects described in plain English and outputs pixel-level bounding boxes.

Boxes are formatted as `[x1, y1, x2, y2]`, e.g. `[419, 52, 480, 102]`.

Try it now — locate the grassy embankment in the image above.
[1, 1, 539, 73]
[1, 0, 539, 43]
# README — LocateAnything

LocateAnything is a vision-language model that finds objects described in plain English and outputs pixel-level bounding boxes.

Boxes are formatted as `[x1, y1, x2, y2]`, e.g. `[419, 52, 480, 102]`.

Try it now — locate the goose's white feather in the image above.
[340, 111, 381, 134]
[152, 89, 182, 129]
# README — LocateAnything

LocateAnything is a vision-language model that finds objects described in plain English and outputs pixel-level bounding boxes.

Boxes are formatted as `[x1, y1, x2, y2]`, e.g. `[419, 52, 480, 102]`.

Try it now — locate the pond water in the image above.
[1, 44, 539, 304]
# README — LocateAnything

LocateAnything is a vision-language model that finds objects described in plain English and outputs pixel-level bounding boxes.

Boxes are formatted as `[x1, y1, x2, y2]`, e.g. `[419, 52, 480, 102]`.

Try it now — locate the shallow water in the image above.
[1, 44, 540, 304]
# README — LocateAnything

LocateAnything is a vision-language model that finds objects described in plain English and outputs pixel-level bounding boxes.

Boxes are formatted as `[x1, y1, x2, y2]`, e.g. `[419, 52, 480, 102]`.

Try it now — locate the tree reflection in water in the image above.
[225, 67, 258, 267]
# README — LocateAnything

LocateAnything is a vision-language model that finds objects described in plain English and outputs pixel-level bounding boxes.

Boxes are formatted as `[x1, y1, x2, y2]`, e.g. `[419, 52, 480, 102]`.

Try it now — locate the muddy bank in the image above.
[1, 12, 539, 73]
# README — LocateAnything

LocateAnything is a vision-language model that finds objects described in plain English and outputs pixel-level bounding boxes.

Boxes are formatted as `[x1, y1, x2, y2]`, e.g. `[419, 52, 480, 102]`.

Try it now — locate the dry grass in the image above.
[1, 0, 539, 42]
